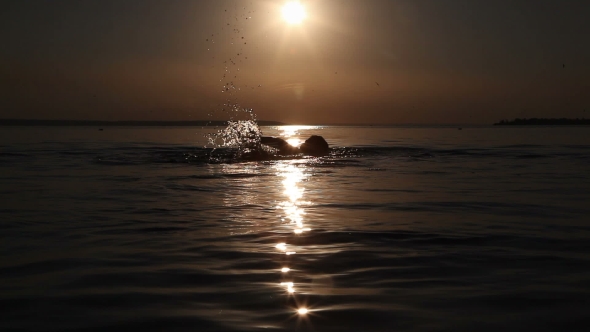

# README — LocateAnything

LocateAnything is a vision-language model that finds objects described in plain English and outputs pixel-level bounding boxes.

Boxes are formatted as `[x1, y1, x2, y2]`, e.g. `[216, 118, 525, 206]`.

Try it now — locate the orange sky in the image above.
[1, 0, 589, 124]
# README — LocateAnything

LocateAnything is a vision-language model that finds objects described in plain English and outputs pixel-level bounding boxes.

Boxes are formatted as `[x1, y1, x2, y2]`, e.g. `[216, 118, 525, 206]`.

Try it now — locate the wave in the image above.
[2, 142, 588, 167]
[86, 144, 590, 165]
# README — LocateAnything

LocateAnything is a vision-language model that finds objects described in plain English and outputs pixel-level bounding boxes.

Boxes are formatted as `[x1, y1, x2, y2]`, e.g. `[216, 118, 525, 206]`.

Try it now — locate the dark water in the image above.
[1, 126, 590, 331]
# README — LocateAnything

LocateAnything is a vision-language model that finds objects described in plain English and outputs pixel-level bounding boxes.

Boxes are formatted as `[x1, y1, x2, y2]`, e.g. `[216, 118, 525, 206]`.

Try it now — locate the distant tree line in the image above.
[494, 118, 590, 125]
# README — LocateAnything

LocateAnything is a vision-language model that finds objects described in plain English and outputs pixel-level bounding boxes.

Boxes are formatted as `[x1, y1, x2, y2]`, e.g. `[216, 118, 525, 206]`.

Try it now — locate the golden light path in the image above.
[273, 125, 320, 318]
[278, 164, 309, 234]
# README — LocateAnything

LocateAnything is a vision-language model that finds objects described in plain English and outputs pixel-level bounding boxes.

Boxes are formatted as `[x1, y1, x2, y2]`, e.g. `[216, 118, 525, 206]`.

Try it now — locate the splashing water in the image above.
[203, 4, 272, 162]
[205, 108, 273, 162]
[217, 119, 262, 152]
[207, 108, 261, 149]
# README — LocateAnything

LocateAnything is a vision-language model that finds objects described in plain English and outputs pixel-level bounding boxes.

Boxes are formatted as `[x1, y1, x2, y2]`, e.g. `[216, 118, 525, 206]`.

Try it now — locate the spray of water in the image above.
[203, 4, 261, 154]
[205, 106, 272, 163]
[217, 118, 261, 152]
[207, 106, 259, 144]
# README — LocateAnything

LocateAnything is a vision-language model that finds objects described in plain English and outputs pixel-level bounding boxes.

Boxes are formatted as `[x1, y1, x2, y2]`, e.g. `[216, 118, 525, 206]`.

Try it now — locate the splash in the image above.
[207, 106, 260, 146]
[203, 3, 266, 162]
[205, 107, 274, 163]
[216, 119, 262, 153]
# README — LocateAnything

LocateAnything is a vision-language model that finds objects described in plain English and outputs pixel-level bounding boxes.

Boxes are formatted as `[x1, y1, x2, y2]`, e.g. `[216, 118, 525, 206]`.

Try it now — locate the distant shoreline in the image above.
[4, 118, 589, 127]
[0, 119, 285, 127]
[494, 118, 590, 126]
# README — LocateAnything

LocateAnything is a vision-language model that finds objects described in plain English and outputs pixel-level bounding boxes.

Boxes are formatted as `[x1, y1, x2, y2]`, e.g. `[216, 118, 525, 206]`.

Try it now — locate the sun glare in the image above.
[286, 138, 302, 147]
[282, 1, 306, 25]
[298, 308, 308, 315]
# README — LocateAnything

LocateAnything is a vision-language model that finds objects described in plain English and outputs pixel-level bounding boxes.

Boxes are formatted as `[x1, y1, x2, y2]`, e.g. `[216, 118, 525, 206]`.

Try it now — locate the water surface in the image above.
[1, 125, 589, 331]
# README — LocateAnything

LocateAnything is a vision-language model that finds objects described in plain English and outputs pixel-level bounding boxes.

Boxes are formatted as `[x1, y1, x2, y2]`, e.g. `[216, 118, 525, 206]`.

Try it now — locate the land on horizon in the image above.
[4, 118, 590, 127]
[494, 118, 590, 126]
[0, 119, 479, 127]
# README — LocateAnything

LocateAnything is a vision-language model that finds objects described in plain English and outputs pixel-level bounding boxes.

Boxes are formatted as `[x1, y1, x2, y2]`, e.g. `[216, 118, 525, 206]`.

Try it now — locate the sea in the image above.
[1, 124, 589, 332]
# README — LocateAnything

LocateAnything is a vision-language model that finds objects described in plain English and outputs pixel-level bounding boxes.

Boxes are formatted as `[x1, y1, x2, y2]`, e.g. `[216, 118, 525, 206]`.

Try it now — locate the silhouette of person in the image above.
[261, 135, 329, 156]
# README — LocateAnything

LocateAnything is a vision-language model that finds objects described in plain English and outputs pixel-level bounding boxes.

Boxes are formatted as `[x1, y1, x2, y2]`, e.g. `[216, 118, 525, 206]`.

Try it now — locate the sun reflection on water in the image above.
[279, 125, 318, 137]
[275, 162, 317, 319]
[277, 164, 310, 234]
[286, 138, 302, 147]
[271, 126, 327, 324]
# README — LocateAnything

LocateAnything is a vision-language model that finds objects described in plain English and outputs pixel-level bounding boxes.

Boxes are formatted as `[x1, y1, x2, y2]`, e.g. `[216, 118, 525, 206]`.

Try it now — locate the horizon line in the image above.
[0, 118, 489, 127]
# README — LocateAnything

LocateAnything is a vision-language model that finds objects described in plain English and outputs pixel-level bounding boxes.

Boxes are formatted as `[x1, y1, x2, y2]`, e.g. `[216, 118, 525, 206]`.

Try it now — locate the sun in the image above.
[282, 1, 306, 25]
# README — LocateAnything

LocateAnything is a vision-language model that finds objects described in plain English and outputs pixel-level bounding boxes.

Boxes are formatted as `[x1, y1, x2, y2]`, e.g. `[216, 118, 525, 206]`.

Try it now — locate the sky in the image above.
[1, 0, 589, 124]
